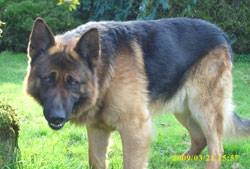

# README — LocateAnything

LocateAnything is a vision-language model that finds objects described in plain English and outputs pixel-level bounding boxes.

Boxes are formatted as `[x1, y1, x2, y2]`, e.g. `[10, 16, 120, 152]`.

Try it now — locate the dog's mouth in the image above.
[48, 121, 65, 130]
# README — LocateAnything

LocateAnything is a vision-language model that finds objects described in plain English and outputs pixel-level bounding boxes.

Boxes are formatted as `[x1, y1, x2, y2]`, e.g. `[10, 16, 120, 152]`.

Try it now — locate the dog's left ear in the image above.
[74, 28, 100, 68]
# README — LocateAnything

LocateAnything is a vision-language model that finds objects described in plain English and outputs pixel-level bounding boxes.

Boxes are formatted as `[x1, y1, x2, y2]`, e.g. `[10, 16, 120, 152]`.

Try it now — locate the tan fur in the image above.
[24, 62, 42, 104]
[184, 46, 232, 169]
[47, 45, 60, 56]
[106, 43, 151, 169]
[74, 42, 152, 169]
[70, 49, 80, 60]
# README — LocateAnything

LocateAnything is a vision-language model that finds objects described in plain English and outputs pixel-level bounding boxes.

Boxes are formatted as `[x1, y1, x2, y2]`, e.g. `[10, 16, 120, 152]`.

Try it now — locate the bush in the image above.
[75, 0, 250, 54]
[166, 0, 250, 54]
[0, 100, 20, 168]
[0, 100, 20, 133]
[0, 0, 82, 52]
[0, 0, 249, 54]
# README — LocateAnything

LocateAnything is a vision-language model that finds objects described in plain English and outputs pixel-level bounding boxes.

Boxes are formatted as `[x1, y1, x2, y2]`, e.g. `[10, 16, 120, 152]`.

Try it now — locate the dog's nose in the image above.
[49, 113, 66, 125]
[50, 117, 65, 125]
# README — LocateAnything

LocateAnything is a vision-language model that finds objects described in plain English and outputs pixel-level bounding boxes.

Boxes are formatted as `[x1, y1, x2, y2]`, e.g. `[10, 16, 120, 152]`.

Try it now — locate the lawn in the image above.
[0, 51, 249, 169]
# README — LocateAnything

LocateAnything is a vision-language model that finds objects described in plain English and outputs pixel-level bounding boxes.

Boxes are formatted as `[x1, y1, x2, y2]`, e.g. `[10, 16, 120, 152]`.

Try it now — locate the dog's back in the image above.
[57, 18, 232, 101]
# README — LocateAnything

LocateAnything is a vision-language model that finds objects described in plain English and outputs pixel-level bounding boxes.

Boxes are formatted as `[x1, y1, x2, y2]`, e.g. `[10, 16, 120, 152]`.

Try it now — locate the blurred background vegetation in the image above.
[0, 0, 249, 54]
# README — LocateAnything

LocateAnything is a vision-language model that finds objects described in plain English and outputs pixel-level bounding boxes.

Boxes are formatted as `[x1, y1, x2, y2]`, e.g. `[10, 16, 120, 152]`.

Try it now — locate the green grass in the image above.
[0, 51, 249, 169]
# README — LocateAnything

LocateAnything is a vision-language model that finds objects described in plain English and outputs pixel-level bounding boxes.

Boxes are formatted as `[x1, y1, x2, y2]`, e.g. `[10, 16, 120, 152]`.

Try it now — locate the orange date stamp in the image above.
[172, 155, 239, 161]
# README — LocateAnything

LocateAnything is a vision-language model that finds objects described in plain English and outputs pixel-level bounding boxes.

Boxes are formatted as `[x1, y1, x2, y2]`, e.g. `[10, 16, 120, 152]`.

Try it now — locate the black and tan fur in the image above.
[24, 18, 250, 169]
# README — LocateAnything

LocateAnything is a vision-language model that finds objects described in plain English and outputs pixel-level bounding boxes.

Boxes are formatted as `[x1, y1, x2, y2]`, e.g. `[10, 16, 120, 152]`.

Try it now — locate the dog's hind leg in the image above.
[188, 103, 224, 169]
[174, 111, 207, 156]
[86, 125, 111, 169]
[186, 45, 233, 169]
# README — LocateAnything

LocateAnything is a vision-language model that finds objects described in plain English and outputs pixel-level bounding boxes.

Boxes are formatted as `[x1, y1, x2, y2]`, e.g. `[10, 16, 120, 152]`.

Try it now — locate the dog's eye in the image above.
[42, 75, 54, 86]
[45, 77, 52, 83]
[69, 80, 78, 86]
[67, 77, 79, 87]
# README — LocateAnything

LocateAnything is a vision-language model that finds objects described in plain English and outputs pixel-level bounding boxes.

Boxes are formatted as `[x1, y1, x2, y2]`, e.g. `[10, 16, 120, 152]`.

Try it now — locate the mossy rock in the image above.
[0, 100, 20, 168]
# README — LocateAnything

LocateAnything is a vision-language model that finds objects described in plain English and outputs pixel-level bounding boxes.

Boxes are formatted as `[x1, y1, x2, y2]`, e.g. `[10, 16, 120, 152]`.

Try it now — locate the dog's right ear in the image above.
[28, 18, 55, 59]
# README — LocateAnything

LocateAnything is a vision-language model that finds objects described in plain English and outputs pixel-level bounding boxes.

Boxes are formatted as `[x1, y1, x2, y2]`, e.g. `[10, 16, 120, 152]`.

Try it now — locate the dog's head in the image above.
[24, 18, 100, 130]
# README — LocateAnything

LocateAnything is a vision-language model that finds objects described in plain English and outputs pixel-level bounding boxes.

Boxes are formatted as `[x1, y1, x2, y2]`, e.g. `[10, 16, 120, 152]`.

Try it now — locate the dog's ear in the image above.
[28, 18, 55, 59]
[74, 28, 100, 68]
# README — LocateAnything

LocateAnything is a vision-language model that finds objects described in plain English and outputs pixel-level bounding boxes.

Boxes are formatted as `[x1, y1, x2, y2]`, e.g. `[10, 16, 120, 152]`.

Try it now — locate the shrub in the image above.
[0, 100, 20, 168]
[179, 0, 250, 54]
[0, 0, 249, 54]
[75, 0, 250, 54]
[0, 0, 82, 52]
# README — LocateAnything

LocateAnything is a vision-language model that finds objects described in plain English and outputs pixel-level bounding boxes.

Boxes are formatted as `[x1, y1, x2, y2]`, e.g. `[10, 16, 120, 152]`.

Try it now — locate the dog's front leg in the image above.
[86, 125, 111, 169]
[118, 118, 152, 169]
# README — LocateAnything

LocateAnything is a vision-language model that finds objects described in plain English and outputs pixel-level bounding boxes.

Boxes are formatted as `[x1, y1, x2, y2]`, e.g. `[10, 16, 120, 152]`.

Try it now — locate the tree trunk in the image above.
[0, 127, 18, 167]
[0, 101, 20, 168]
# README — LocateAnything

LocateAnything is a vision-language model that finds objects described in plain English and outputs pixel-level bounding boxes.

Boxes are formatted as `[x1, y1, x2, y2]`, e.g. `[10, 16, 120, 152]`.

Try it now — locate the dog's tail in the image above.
[223, 110, 250, 139]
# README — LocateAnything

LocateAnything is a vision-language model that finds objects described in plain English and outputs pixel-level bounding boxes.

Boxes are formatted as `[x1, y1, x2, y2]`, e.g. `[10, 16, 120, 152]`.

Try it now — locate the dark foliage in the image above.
[0, 0, 82, 52]
[0, 0, 249, 54]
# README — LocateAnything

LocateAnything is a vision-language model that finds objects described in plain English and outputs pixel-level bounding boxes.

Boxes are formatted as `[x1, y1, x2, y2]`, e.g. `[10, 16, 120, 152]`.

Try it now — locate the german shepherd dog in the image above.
[24, 17, 250, 169]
